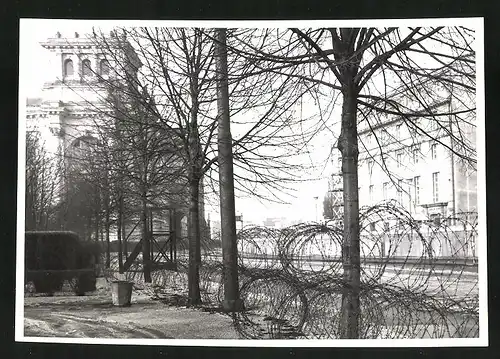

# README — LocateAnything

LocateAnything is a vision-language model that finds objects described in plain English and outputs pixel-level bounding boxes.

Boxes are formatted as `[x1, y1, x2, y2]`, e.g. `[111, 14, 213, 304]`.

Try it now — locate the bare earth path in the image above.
[24, 280, 240, 339]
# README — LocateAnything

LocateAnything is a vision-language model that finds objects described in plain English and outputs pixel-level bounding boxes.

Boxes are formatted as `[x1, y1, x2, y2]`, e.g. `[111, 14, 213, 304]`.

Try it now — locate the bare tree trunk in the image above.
[186, 52, 203, 306]
[142, 192, 152, 283]
[25, 185, 35, 230]
[215, 28, 243, 312]
[104, 189, 111, 268]
[86, 212, 92, 240]
[95, 210, 100, 242]
[105, 212, 111, 268]
[187, 174, 202, 305]
[174, 211, 181, 264]
[337, 86, 361, 339]
[122, 207, 128, 261]
[117, 193, 124, 273]
[120, 193, 127, 260]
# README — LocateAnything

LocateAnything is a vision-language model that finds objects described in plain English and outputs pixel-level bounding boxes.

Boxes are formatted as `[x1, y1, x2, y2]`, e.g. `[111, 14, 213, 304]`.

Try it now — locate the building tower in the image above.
[25, 30, 209, 244]
[29, 31, 138, 157]
[328, 156, 344, 226]
[25, 31, 141, 235]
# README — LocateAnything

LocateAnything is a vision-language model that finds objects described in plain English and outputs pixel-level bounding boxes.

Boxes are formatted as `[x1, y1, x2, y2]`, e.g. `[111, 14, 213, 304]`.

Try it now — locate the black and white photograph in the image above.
[15, 18, 486, 346]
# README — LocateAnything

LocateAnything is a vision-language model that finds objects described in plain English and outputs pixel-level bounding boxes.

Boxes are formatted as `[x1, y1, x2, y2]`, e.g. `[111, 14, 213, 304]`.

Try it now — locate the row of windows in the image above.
[63, 58, 110, 77]
[364, 121, 441, 147]
[368, 172, 440, 205]
[337, 139, 442, 176]
[368, 213, 443, 231]
[360, 141, 439, 178]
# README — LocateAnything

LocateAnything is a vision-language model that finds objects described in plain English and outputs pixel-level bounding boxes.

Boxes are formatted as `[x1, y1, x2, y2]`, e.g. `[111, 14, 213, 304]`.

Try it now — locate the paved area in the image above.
[23, 279, 240, 339]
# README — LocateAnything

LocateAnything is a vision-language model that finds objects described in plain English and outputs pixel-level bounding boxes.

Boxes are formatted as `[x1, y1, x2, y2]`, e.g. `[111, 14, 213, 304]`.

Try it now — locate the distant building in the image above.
[208, 214, 246, 240]
[209, 218, 221, 241]
[24, 31, 208, 241]
[263, 217, 288, 229]
[330, 87, 476, 224]
[25, 31, 137, 191]
[327, 80, 477, 258]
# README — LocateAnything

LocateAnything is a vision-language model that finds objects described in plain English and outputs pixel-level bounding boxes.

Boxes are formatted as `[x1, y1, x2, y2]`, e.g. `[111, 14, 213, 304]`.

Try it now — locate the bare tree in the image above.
[215, 28, 243, 311]
[70, 27, 322, 306]
[25, 131, 63, 230]
[226, 26, 476, 338]
[322, 192, 335, 220]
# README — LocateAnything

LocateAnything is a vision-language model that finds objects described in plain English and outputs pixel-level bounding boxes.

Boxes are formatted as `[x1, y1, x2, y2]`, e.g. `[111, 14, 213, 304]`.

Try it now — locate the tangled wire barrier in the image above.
[107, 201, 479, 339]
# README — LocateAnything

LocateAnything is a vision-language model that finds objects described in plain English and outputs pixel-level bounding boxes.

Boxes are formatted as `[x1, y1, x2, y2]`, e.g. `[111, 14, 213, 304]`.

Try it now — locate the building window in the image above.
[82, 59, 92, 77]
[338, 157, 342, 174]
[64, 59, 74, 77]
[396, 151, 402, 167]
[430, 142, 437, 159]
[369, 185, 374, 203]
[368, 159, 374, 177]
[432, 172, 439, 203]
[413, 176, 420, 205]
[430, 213, 441, 226]
[412, 147, 419, 163]
[72, 139, 81, 148]
[396, 124, 402, 138]
[381, 154, 388, 166]
[406, 178, 413, 205]
[381, 129, 389, 143]
[383, 182, 389, 200]
[397, 179, 403, 203]
[100, 59, 110, 75]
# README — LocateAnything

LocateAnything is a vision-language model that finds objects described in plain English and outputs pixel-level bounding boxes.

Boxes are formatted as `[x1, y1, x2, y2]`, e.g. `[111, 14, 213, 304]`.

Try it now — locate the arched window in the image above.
[64, 59, 74, 77]
[99, 59, 110, 76]
[82, 59, 92, 77]
[71, 135, 97, 150]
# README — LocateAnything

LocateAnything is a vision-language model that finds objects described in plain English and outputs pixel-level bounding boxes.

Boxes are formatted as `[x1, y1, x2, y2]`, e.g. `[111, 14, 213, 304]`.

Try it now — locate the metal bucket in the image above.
[111, 281, 133, 307]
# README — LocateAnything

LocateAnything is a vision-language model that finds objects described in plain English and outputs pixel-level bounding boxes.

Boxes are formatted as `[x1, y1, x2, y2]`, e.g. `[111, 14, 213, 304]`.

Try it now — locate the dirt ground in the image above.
[23, 278, 240, 339]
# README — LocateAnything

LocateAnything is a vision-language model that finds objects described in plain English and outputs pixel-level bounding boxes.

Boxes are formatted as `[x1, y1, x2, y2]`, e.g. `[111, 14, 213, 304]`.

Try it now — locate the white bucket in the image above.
[111, 280, 133, 307]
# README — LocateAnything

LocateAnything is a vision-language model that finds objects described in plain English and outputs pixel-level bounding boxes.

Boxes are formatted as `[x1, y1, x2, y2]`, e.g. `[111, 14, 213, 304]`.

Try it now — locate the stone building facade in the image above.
[326, 82, 477, 258]
[25, 31, 130, 177]
[329, 89, 477, 226]
[25, 31, 208, 243]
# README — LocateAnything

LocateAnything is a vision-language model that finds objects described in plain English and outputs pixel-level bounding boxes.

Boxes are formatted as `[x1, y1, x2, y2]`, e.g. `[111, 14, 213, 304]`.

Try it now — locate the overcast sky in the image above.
[19, 18, 481, 224]
[19, 19, 339, 224]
